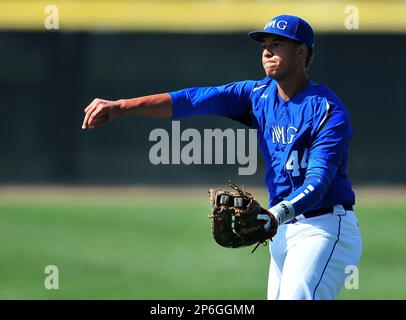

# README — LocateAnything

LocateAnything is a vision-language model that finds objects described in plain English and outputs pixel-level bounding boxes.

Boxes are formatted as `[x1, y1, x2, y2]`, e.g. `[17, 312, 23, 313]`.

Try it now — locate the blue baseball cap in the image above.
[248, 15, 314, 50]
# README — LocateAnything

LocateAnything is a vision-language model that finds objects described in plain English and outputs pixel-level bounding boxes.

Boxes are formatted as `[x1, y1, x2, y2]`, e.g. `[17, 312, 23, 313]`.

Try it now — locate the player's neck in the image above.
[276, 71, 308, 102]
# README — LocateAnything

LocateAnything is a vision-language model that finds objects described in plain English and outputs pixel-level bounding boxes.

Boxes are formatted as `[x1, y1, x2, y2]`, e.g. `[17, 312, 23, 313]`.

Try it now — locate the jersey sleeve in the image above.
[284, 100, 351, 216]
[169, 81, 256, 120]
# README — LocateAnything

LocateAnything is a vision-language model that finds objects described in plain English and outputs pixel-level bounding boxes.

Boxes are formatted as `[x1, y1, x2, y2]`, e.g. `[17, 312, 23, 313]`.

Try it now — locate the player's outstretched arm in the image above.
[81, 93, 173, 129]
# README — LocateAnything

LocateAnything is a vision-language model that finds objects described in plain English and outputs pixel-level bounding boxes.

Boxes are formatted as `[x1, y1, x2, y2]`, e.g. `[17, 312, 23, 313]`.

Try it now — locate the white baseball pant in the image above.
[267, 205, 362, 300]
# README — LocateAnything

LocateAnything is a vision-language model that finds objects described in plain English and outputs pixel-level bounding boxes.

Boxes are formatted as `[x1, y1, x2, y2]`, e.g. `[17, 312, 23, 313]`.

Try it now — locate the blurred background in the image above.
[0, 0, 405, 299]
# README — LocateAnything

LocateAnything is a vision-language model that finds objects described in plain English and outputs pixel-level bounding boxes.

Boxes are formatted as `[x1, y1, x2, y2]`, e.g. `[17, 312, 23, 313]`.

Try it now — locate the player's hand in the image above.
[257, 208, 279, 233]
[82, 98, 123, 129]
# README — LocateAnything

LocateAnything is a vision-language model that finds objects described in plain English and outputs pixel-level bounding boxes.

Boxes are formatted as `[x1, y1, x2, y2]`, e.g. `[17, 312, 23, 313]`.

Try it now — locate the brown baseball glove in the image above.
[208, 181, 278, 253]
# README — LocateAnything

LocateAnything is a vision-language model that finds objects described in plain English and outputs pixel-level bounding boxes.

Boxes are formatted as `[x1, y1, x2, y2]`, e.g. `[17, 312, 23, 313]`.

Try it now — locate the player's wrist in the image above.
[118, 98, 145, 114]
[260, 208, 279, 231]
[269, 200, 295, 225]
[117, 99, 131, 114]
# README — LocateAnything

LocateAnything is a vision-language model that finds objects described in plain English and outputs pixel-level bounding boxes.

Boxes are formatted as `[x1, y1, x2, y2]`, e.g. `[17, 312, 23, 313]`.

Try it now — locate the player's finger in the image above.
[90, 114, 109, 128]
[82, 111, 91, 129]
[82, 104, 99, 129]
[85, 99, 107, 128]
[84, 102, 93, 113]
[88, 105, 107, 127]
[82, 100, 100, 129]
[84, 98, 102, 113]
[82, 106, 95, 129]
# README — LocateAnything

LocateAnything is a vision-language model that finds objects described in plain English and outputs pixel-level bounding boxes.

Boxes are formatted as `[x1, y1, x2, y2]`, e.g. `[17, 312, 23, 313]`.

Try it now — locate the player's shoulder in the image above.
[223, 77, 273, 93]
[252, 76, 274, 89]
[305, 82, 351, 132]
[247, 77, 275, 100]
[235, 76, 273, 91]
[307, 81, 349, 115]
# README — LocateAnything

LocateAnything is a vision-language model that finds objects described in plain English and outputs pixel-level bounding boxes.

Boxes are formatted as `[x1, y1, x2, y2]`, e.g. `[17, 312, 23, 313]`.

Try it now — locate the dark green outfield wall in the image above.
[0, 32, 405, 185]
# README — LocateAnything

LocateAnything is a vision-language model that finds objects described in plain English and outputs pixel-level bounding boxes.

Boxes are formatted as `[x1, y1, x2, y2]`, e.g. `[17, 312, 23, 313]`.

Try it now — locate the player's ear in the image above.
[296, 43, 308, 65]
[297, 43, 307, 58]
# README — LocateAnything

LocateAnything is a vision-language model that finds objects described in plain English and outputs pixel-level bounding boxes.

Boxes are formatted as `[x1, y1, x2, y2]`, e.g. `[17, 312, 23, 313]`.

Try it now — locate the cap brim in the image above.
[248, 31, 272, 42]
[248, 30, 300, 44]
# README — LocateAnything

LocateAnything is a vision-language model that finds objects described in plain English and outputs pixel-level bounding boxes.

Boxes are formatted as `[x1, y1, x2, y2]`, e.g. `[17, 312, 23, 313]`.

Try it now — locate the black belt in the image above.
[290, 204, 353, 223]
[304, 204, 353, 218]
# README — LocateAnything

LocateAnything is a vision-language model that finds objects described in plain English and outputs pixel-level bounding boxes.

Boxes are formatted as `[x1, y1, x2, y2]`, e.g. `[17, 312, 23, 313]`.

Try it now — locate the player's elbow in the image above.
[304, 173, 333, 202]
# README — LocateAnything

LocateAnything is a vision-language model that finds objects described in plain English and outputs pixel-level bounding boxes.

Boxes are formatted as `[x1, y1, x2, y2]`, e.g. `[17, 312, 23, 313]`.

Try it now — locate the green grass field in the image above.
[0, 186, 405, 300]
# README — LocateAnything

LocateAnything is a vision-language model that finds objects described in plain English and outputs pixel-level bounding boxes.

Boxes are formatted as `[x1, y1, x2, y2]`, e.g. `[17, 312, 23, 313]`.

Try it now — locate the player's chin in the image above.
[264, 67, 282, 79]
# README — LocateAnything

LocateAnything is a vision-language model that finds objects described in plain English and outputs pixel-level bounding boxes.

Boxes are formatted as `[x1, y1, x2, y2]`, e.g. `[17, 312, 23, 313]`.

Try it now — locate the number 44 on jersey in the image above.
[286, 148, 309, 177]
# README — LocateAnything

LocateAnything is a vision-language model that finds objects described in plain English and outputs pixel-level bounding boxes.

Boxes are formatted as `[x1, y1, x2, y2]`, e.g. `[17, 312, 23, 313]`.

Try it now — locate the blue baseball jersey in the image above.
[169, 77, 355, 216]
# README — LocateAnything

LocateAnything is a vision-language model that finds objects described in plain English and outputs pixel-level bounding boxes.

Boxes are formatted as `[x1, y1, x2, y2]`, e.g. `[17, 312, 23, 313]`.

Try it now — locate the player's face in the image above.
[261, 36, 303, 80]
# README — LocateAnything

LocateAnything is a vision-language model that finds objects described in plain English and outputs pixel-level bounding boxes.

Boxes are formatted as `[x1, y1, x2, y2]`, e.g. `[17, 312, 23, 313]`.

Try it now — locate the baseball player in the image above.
[82, 14, 362, 300]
